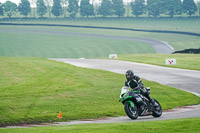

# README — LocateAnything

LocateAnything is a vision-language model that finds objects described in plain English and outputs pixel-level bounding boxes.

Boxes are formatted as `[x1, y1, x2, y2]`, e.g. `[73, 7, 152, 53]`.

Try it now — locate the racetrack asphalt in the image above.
[50, 59, 200, 97]
[4, 104, 200, 128]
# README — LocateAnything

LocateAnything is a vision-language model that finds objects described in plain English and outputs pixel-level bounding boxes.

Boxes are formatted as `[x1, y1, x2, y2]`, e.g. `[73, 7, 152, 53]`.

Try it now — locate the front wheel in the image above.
[124, 102, 138, 119]
[152, 99, 162, 117]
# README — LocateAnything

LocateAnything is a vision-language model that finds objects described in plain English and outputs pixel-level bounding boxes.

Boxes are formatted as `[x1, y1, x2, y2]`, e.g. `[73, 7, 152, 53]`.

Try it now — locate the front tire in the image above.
[124, 102, 138, 119]
[152, 99, 162, 117]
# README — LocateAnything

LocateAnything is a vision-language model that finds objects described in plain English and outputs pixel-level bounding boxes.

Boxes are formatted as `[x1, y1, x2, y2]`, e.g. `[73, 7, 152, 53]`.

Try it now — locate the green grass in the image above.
[0, 26, 156, 58]
[0, 25, 200, 58]
[117, 54, 200, 71]
[1, 118, 200, 133]
[0, 57, 200, 126]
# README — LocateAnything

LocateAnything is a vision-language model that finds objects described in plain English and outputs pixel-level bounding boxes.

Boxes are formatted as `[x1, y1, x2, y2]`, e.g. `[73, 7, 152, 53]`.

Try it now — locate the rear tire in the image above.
[152, 99, 162, 117]
[124, 102, 138, 119]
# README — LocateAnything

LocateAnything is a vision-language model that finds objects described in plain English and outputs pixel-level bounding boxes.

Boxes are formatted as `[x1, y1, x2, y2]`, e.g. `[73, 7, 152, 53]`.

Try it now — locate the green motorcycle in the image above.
[119, 87, 162, 119]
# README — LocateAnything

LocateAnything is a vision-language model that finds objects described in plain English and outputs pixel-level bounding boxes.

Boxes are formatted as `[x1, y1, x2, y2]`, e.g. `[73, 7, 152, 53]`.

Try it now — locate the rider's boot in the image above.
[150, 99, 158, 107]
[140, 106, 145, 115]
[140, 101, 147, 115]
[145, 93, 158, 107]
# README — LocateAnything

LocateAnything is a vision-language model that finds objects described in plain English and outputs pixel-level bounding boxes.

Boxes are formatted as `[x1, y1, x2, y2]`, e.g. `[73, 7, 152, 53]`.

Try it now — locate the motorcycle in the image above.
[119, 87, 162, 119]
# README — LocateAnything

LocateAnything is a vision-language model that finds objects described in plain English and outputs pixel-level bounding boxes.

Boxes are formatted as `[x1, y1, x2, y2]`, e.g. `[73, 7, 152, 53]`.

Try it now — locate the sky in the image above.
[0, 0, 199, 6]
[0, 0, 134, 7]
[0, 0, 102, 5]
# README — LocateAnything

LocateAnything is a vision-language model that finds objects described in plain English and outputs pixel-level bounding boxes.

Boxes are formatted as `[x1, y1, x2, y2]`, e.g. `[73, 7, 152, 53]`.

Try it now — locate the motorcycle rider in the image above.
[124, 70, 157, 110]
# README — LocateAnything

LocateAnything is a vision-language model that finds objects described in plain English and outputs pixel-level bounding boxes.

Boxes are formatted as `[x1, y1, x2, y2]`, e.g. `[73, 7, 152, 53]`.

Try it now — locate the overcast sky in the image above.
[0, 0, 102, 5]
[0, 0, 199, 6]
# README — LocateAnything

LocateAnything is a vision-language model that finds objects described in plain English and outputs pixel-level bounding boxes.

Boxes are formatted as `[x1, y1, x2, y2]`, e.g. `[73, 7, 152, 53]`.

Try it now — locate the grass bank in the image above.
[1, 118, 200, 133]
[0, 25, 200, 57]
[0, 26, 156, 58]
[0, 57, 199, 126]
[117, 54, 200, 71]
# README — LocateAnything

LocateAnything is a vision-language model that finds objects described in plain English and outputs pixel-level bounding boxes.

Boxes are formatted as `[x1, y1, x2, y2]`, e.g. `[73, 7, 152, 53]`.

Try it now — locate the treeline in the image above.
[0, 0, 200, 19]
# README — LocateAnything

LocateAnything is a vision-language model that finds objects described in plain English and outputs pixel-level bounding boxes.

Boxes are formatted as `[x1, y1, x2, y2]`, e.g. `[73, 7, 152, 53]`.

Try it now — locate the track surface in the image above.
[51, 59, 200, 97]
[4, 104, 200, 128]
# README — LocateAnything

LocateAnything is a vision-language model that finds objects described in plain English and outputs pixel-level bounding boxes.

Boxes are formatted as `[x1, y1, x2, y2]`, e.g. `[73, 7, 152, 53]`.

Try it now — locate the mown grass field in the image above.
[0, 25, 200, 58]
[0, 26, 156, 58]
[117, 54, 200, 71]
[0, 57, 199, 127]
[1, 118, 200, 133]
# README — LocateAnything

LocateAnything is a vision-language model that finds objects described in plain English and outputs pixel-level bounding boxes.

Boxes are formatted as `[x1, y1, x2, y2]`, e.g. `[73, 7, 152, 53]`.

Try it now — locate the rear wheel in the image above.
[124, 102, 138, 119]
[152, 99, 162, 117]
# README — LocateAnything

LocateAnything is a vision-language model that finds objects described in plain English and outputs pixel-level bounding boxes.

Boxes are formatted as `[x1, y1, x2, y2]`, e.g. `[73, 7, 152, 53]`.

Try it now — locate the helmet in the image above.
[125, 70, 134, 81]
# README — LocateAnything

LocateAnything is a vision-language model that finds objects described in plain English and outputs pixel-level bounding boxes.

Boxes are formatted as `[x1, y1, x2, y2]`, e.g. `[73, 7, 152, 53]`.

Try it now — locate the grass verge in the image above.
[0, 118, 200, 133]
[0, 57, 200, 126]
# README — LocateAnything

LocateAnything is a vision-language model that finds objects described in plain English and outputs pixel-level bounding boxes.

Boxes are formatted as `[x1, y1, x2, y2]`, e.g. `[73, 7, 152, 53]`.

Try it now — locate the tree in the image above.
[147, 0, 164, 18]
[68, 0, 79, 18]
[126, 0, 131, 17]
[37, 0, 47, 18]
[18, 0, 31, 17]
[31, 0, 37, 17]
[0, 3, 3, 16]
[91, 0, 98, 17]
[80, 0, 94, 18]
[98, 0, 113, 17]
[183, 0, 197, 17]
[112, 0, 125, 17]
[197, 2, 200, 16]
[44, 0, 53, 17]
[51, 0, 62, 17]
[60, 0, 68, 18]
[131, 0, 145, 18]
[164, 0, 182, 18]
[2, 1, 17, 18]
